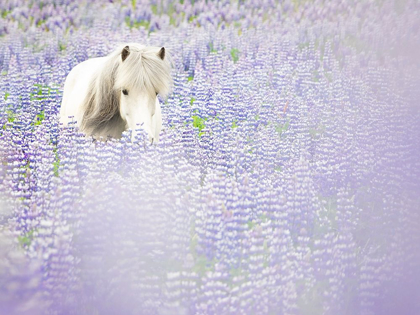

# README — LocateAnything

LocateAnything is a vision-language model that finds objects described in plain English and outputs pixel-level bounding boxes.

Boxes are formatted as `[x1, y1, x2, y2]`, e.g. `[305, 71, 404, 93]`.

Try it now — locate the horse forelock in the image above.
[114, 45, 172, 98]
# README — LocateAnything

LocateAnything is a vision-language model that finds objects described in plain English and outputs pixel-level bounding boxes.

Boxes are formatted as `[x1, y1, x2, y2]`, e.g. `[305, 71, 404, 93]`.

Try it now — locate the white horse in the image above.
[60, 43, 172, 142]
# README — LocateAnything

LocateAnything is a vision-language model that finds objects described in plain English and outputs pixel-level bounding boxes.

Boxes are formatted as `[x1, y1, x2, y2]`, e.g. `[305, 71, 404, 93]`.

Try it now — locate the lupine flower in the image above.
[0, 0, 419, 314]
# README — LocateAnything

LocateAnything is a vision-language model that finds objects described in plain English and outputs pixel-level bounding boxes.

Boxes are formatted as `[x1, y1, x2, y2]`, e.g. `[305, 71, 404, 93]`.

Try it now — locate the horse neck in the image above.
[81, 56, 122, 134]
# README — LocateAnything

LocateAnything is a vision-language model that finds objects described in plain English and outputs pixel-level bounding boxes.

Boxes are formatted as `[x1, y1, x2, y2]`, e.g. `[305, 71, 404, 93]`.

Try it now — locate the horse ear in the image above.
[121, 46, 130, 62]
[158, 47, 165, 60]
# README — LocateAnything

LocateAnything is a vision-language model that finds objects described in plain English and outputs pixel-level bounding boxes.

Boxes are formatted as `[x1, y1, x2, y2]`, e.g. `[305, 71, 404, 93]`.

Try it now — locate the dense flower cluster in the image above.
[0, 0, 419, 314]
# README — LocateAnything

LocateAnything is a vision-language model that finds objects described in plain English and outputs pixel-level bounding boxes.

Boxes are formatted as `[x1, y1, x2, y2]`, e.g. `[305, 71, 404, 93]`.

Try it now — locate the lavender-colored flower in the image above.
[0, 0, 419, 314]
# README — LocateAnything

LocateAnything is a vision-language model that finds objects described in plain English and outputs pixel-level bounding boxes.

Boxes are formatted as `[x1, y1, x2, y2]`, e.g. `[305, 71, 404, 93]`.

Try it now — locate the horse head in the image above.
[115, 44, 171, 142]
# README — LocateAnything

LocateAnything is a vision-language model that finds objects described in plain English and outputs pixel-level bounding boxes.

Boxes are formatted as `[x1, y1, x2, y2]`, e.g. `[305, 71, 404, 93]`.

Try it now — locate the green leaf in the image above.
[18, 229, 36, 248]
[53, 147, 60, 177]
[192, 115, 205, 132]
[1, 10, 10, 19]
[59, 42, 67, 51]
[230, 48, 239, 63]
[6, 110, 15, 123]
[151, 4, 158, 14]
[275, 118, 290, 137]
[209, 41, 217, 53]
[34, 110, 45, 126]
[247, 220, 256, 230]
[192, 250, 218, 276]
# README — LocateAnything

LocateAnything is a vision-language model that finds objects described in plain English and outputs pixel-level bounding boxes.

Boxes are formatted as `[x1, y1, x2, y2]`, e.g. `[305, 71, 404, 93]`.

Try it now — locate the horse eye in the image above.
[156, 92, 158, 96]
[122, 89, 128, 95]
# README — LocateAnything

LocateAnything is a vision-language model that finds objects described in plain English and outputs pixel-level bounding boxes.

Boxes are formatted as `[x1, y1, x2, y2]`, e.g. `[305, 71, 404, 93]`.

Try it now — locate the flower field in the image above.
[0, 0, 419, 314]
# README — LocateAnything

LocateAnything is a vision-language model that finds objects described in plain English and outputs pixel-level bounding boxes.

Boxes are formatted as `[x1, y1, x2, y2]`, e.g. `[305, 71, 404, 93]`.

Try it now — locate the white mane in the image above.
[80, 43, 172, 137]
